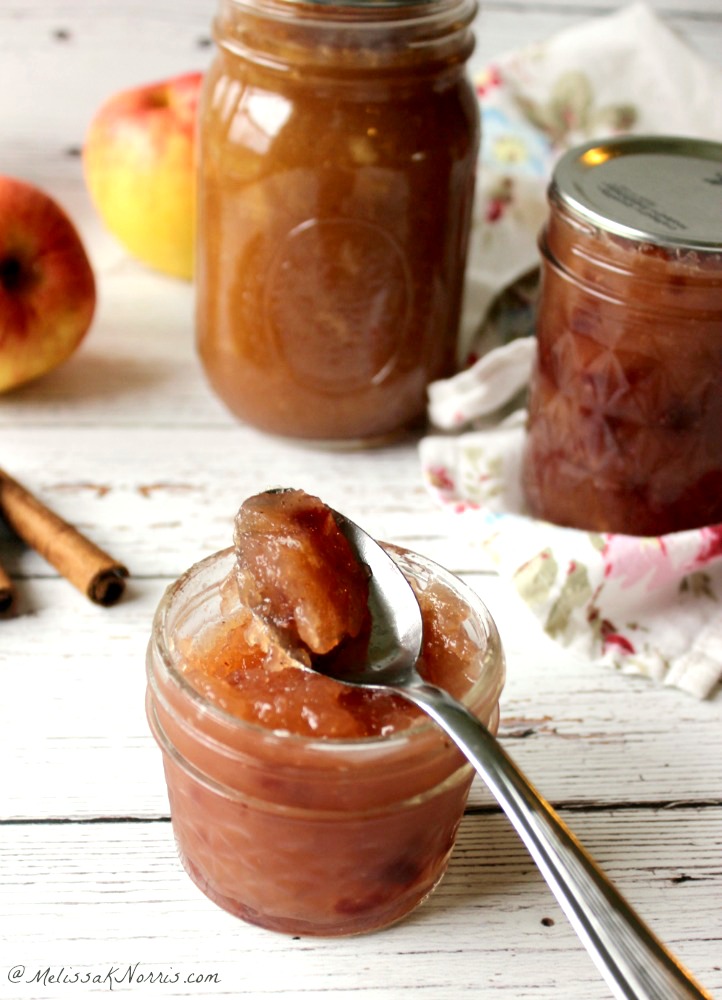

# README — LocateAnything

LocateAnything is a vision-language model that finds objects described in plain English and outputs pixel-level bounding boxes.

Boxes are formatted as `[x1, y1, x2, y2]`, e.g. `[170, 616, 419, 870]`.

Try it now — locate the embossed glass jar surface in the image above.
[523, 136, 722, 535]
[196, 0, 479, 443]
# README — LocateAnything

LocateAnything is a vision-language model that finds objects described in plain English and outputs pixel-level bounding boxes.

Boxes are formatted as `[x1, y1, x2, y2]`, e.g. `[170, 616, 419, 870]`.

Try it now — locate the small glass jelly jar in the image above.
[522, 135, 722, 535]
[195, 0, 480, 444]
[146, 546, 504, 936]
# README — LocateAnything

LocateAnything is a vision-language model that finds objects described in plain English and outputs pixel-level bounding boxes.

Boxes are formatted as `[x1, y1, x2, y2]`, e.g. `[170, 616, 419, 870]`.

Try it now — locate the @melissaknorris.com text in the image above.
[7, 964, 222, 990]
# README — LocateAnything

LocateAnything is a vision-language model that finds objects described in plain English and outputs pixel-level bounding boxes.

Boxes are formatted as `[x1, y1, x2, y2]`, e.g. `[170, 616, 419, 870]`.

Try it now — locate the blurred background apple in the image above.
[83, 71, 202, 281]
[0, 176, 96, 393]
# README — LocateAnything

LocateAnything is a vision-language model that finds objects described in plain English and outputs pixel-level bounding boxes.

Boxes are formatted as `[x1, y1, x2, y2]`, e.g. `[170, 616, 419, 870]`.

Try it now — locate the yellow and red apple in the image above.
[83, 71, 202, 281]
[0, 176, 96, 393]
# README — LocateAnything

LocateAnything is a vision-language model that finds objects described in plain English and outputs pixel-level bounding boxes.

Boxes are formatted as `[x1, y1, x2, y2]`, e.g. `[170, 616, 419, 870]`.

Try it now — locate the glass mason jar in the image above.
[146, 545, 504, 936]
[522, 135, 722, 535]
[195, 0, 480, 444]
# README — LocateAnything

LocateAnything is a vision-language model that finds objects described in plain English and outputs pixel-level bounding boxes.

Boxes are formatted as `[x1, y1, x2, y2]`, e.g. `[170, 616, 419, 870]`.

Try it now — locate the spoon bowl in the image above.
[322, 508, 712, 1000]
[330, 509, 423, 686]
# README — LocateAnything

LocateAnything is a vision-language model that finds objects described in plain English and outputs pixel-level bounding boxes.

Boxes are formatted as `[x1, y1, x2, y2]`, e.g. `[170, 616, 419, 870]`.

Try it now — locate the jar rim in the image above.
[220, 0, 477, 29]
[148, 544, 505, 750]
[269, 1, 443, 5]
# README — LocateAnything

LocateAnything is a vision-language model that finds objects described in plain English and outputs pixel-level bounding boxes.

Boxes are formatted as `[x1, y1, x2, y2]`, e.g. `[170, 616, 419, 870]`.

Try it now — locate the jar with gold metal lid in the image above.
[522, 135, 722, 535]
[195, 0, 480, 444]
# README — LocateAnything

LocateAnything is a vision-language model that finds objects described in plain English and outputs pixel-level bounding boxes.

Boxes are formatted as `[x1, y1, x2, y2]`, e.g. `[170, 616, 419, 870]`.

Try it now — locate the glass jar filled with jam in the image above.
[196, 0, 480, 444]
[146, 544, 504, 936]
[522, 136, 722, 535]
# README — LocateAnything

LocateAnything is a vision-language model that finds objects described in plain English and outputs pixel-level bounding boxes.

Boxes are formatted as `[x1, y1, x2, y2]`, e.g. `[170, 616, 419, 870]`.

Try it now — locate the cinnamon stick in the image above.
[0, 557, 15, 614]
[0, 467, 128, 606]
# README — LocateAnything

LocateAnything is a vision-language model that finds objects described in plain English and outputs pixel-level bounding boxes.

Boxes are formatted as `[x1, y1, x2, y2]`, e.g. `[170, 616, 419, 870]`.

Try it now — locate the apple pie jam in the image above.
[146, 490, 504, 936]
[522, 136, 722, 535]
[195, 0, 479, 443]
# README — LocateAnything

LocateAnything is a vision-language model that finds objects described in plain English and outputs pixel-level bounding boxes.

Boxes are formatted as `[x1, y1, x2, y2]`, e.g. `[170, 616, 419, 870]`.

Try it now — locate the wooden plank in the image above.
[1, 811, 719, 999]
[2, 574, 720, 821]
[0, 2, 719, 191]
[0, 427, 480, 579]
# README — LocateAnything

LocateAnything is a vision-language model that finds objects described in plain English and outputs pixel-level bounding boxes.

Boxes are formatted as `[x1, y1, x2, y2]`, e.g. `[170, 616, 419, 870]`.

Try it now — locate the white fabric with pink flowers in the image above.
[420, 3, 722, 698]
[421, 424, 722, 698]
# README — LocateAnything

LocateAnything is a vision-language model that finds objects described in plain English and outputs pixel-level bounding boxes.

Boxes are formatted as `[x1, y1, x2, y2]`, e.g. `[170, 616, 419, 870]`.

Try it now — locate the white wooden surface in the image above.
[1, 2, 721, 999]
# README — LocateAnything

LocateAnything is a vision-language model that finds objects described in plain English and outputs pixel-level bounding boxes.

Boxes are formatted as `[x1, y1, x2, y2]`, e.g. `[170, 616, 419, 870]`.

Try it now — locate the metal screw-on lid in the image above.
[551, 135, 722, 252]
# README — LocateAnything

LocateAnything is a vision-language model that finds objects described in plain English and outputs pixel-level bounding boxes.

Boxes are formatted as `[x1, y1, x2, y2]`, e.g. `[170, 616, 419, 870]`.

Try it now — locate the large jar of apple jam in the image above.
[196, 0, 479, 443]
[146, 545, 504, 936]
[522, 136, 722, 535]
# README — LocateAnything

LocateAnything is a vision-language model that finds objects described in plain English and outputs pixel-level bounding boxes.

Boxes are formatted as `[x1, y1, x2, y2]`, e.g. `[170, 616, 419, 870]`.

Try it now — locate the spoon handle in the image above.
[407, 683, 713, 1000]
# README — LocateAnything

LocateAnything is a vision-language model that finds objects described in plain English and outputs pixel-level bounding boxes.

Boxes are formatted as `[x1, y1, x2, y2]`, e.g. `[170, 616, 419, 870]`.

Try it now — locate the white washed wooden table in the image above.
[1, 3, 721, 999]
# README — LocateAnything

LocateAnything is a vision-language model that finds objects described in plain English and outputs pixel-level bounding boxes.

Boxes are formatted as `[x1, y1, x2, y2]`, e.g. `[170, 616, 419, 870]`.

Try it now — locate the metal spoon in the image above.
[324, 509, 713, 1000]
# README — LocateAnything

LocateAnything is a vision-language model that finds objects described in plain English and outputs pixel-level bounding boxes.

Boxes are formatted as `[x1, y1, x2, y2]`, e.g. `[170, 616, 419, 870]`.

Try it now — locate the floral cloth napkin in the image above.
[420, 2, 722, 698]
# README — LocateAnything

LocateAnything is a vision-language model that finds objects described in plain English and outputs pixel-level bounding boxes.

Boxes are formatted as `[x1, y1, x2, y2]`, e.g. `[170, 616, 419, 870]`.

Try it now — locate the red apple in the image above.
[0, 176, 96, 393]
[83, 71, 202, 281]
